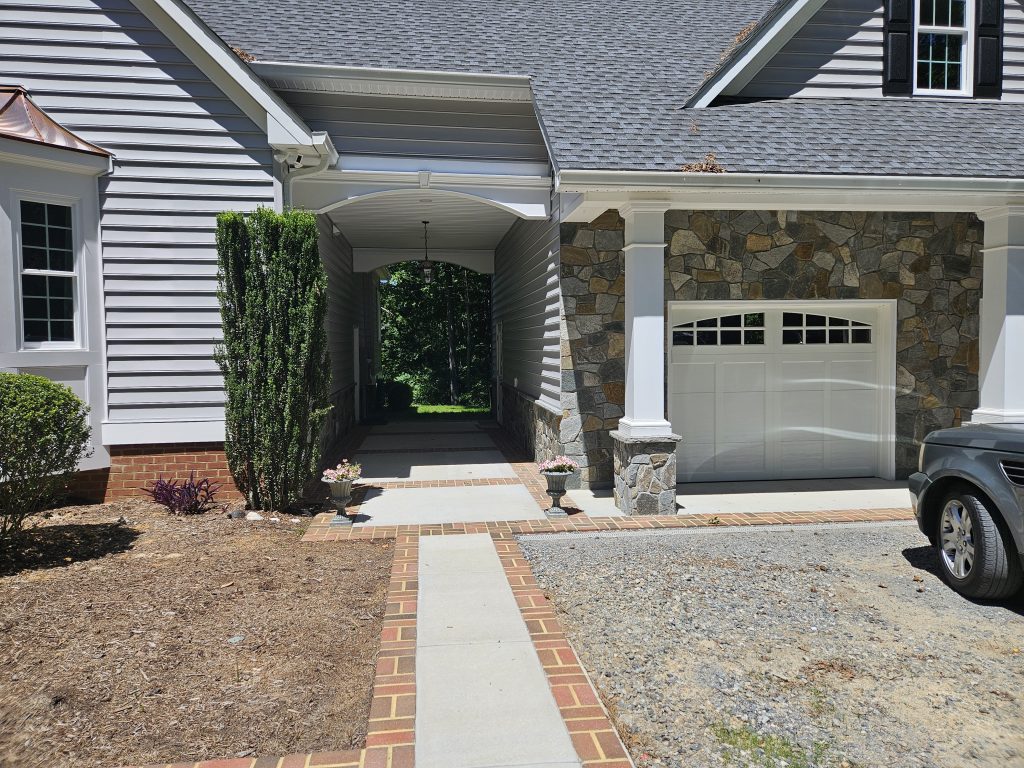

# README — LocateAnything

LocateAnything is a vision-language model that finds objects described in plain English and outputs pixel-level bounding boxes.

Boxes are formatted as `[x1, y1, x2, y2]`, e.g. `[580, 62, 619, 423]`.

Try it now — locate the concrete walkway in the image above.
[351, 419, 548, 526]
[416, 533, 581, 768]
[572, 477, 911, 517]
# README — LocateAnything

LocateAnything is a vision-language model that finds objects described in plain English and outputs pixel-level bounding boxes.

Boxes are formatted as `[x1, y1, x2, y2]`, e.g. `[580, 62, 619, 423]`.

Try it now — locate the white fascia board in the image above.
[103, 418, 225, 445]
[686, 0, 828, 109]
[0, 137, 111, 175]
[130, 0, 315, 148]
[556, 170, 1024, 217]
[252, 61, 534, 102]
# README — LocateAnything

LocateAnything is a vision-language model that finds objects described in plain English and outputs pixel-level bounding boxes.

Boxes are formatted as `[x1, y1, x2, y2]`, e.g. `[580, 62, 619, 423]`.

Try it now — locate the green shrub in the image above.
[0, 373, 91, 548]
[215, 208, 331, 510]
[384, 380, 414, 411]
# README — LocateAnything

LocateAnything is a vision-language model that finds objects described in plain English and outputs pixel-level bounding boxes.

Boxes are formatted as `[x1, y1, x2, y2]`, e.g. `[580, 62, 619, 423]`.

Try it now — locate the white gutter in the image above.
[557, 170, 1024, 195]
[556, 170, 1024, 217]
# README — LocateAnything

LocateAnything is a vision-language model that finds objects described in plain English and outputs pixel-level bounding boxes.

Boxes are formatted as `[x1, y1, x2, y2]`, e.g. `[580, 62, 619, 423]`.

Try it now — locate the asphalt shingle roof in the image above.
[185, 0, 1024, 177]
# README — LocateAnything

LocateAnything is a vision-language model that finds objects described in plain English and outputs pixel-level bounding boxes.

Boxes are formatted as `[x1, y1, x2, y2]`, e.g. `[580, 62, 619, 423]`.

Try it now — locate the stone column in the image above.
[971, 207, 1024, 424]
[613, 201, 680, 514]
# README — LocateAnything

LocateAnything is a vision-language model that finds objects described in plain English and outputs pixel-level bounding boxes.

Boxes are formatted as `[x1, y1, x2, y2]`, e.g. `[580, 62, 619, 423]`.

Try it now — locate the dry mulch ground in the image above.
[0, 499, 392, 768]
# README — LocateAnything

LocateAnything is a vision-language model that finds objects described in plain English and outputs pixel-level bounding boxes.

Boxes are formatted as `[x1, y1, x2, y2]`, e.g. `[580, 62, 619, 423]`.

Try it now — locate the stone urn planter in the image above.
[322, 460, 361, 522]
[538, 456, 579, 519]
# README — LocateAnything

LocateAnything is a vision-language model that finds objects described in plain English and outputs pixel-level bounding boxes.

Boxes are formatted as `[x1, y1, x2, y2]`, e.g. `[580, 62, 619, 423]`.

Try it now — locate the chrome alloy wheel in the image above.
[940, 499, 975, 580]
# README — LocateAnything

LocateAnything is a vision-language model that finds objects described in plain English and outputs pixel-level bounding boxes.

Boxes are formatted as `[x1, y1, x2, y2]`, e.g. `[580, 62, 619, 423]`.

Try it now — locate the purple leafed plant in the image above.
[142, 471, 221, 515]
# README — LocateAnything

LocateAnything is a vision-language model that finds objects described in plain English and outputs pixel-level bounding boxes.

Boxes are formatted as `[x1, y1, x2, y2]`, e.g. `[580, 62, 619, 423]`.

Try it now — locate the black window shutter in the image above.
[975, 0, 1003, 98]
[883, 0, 914, 95]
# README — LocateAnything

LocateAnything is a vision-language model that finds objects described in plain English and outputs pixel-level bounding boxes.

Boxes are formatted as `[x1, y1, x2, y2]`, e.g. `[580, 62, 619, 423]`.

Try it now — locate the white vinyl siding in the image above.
[1006, 0, 1024, 100]
[319, 216, 360, 397]
[273, 92, 549, 164]
[739, 0, 1024, 101]
[0, 0, 276, 427]
[492, 192, 561, 411]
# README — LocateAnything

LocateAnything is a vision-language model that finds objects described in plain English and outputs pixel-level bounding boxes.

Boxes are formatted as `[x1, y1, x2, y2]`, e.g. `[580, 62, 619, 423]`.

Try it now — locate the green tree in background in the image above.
[379, 262, 491, 407]
[215, 208, 331, 510]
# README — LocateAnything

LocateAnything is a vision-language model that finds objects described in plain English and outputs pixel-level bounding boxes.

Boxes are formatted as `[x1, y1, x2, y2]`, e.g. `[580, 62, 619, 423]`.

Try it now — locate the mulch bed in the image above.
[0, 499, 393, 768]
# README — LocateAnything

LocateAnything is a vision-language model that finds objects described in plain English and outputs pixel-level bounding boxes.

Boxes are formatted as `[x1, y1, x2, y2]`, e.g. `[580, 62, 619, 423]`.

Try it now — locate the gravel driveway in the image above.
[521, 522, 1024, 768]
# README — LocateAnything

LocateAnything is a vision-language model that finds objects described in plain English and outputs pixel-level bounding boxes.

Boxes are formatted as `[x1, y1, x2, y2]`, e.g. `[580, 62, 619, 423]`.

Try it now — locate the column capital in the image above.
[621, 199, 670, 251]
[976, 205, 1024, 224]
[978, 205, 1024, 251]
[618, 199, 673, 217]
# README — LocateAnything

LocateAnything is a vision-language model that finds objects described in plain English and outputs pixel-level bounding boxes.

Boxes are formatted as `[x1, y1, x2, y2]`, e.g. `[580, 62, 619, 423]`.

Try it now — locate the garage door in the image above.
[669, 302, 892, 483]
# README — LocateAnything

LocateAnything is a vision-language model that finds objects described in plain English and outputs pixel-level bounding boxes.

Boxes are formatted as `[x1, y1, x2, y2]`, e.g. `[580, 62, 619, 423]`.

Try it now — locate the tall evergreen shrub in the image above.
[215, 208, 330, 510]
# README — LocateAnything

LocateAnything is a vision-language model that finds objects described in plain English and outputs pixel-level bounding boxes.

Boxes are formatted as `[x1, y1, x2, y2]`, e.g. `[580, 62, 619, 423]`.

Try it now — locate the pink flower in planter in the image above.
[538, 456, 579, 473]
[323, 459, 361, 482]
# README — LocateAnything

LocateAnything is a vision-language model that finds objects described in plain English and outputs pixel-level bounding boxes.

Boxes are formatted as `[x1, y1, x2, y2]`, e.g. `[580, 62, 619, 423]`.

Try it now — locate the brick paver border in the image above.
[495, 538, 633, 768]
[302, 506, 913, 543]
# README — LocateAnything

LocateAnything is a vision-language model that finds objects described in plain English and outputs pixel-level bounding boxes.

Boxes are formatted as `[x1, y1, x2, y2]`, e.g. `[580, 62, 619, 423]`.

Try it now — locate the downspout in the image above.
[280, 131, 338, 210]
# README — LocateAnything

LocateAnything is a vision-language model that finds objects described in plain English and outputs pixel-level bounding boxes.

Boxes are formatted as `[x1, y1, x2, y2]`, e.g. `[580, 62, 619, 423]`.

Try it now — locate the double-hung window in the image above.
[915, 0, 974, 95]
[18, 200, 77, 345]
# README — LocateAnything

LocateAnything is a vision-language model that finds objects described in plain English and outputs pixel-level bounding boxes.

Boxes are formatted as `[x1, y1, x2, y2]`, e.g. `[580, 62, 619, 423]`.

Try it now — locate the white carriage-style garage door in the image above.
[669, 301, 896, 483]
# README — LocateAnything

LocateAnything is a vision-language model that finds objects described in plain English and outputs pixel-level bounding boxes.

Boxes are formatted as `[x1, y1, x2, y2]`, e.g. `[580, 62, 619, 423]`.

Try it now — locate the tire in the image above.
[935, 487, 1023, 600]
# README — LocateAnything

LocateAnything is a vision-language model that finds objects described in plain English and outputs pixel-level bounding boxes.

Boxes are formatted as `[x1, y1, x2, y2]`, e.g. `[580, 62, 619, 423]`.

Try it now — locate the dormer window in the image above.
[883, 0, 1003, 99]
[915, 0, 973, 95]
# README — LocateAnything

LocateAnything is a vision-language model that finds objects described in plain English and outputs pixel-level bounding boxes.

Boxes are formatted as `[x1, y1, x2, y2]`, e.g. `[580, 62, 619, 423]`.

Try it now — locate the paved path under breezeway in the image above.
[348, 419, 555, 526]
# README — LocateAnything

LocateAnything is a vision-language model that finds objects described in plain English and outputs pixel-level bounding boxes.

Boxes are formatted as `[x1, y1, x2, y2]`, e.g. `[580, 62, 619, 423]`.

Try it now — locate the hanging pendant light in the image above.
[419, 220, 433, 285]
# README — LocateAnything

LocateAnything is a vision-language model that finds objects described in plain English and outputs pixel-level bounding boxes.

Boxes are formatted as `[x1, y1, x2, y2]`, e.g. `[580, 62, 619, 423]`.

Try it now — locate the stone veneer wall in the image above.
[560, 209, 983, 483]
[559, 211, 626, 487]
[499, 383, 562, 462]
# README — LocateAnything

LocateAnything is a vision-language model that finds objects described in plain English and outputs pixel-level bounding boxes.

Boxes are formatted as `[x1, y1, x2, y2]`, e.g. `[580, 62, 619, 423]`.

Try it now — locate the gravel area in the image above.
[521, 523, 1024, 768]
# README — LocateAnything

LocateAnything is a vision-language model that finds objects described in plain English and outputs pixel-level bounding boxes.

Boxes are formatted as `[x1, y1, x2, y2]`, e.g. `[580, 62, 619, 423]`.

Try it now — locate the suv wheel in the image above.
[936, 488, 1022, 600]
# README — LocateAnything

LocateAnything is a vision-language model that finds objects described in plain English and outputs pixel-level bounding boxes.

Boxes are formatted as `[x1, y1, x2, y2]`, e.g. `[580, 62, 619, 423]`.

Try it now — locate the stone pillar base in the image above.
[610, 430, 681, 515]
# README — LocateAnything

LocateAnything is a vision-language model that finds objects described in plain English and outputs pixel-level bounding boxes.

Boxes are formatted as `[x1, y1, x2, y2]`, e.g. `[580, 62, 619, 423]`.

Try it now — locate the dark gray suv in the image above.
[910, 424, 1024, 600]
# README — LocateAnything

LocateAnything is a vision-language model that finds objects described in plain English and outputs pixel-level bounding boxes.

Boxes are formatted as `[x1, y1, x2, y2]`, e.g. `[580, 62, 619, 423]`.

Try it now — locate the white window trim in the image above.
[913, 0, 975, 97]
[12, 191, 86, 352]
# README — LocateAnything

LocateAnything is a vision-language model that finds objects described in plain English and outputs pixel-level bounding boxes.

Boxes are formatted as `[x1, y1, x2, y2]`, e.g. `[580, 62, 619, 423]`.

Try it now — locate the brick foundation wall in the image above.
[67, 443, 242, 504]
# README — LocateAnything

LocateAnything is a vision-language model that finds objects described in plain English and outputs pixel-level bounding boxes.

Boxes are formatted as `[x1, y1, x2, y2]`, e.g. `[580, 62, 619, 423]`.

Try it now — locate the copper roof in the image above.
[0, 85, 110, 157]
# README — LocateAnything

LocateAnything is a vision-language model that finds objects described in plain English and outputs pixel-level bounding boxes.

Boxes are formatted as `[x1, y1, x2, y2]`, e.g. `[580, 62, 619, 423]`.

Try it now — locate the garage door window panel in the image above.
[782, 312, 872, 345]
[672, 313, 765, 347]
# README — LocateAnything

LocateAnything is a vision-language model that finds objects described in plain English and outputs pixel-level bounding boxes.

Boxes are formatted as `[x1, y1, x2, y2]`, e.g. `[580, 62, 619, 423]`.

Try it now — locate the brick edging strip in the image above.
[495, 538, 634, 768]
[301, 507, 914, 543]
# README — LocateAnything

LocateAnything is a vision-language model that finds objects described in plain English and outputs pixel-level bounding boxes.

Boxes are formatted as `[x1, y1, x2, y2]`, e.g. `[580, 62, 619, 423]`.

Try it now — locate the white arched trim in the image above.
[291, 168, 551, 220]
[353, 248, 494, 274]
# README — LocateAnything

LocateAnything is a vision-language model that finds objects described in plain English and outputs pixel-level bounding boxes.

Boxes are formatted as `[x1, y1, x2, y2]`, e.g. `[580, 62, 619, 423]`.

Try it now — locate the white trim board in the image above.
[102, 419, 226, 445]
[128, 0, 335, 165]
[686, 0, 829, 108]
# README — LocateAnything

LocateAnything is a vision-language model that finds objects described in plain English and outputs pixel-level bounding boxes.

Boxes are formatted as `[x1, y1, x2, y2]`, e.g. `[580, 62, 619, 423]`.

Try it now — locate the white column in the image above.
[972, 206, 1024, 424]
[616, 201, 675, 438]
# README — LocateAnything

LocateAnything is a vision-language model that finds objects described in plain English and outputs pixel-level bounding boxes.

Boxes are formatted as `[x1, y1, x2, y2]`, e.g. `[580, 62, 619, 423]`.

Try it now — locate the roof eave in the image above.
[0, 135, 112, 175]
[557, 170, 1024, 218]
